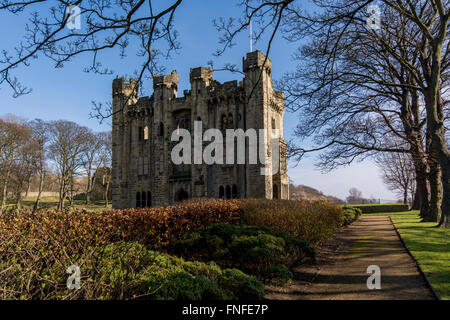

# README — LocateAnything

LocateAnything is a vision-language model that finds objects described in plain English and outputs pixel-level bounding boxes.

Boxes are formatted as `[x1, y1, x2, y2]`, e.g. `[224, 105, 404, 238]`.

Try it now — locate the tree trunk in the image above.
[32, 170, 45, 214]
[104, 182, 110, 207]
[412, 156, 431, 218]
[86, 166, 92, 205]
[25, 176, 32, 198]
[439, 158, 450, 227]
[427, 161, 442, 222]
[0, 168, 11, 214]
[411, 187, 420, 210]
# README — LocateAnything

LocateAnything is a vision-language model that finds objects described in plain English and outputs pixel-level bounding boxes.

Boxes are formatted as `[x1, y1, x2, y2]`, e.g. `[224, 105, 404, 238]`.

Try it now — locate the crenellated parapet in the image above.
[153, 70, 179, 89]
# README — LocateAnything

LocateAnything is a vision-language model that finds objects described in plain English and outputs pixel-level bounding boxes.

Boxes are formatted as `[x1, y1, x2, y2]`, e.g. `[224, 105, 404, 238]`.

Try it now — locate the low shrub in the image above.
[350, 204, 409, 213]
[93, 242, 264, 300]
[0, 242, 264, 300]
[172, 223, 316, 283]
[342, 206, 362, 226]
[240, 199, 345, 246]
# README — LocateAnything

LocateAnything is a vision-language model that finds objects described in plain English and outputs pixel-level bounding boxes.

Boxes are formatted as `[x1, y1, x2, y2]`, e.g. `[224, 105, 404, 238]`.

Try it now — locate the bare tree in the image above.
[28, 119, 49, 213]
[214, 1, 450, 226]
[0, 117, 30, 213]
[0, 0, 184, 119]
[82, 130, 104, 205]
[47, 120, 89, 211]
[9, 137, 39, 211]
[376, 150, 416, 205]
[346, 188, 364, 205]
[98, 131, 112, 207]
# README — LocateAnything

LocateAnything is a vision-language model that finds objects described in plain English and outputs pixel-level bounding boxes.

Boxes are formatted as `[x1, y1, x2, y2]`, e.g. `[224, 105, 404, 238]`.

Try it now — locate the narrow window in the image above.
[144, 126, 149, 140]
[138, 126, 143, 140]
[136, 192, 141, 208]
[226, 185, 231, 200]
[272, 118, 276, 130]
[219, 186, 224, 199]
[159, 122, 164, 137]
[142, 192, 146, 208]
[147, 191, 152, 207]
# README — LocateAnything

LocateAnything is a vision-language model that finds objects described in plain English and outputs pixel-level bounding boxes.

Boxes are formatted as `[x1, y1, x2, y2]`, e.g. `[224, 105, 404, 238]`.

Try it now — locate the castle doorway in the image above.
[175, 188, 189, 202]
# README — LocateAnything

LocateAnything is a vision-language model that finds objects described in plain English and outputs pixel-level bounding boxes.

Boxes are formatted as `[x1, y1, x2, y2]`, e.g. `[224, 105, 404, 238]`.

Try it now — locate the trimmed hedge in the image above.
[172, 223, 316, 283]
[342, 206, 362, 225]
[240, 199, 345, 246]
[349, 204, 409, 214]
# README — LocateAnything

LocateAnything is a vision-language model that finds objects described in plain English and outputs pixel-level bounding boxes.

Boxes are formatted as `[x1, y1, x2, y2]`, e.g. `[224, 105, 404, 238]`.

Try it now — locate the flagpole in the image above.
[250, 19, 252, 52]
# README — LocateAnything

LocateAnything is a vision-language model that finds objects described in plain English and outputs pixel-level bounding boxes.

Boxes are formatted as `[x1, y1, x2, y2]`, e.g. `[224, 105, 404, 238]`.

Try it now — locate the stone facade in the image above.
[112, 51, 289, 209]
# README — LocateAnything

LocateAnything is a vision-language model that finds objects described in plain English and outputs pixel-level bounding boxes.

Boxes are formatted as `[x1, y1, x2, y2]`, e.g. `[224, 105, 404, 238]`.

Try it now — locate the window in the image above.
[226, 185, 231, 200]
[272, 118, 276, 130]
[142, 192, 146, 208]
[138, 126, 143, 140]
[159, 122, 164, 137]
[147, 191, 152, 207]
[232, 185, 238, 199]
[219, 186, 224, 199]
[136, 192, 141, 208]
[144, 126, 149, 140]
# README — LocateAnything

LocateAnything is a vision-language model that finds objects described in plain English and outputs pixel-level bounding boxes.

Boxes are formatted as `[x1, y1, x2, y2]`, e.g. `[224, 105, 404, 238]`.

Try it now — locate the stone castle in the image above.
[111, 51, 289, 209]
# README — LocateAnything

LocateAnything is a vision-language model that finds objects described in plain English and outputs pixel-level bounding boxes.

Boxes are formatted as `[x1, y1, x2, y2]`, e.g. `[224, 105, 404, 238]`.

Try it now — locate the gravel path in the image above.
[265, 215, 436, 300]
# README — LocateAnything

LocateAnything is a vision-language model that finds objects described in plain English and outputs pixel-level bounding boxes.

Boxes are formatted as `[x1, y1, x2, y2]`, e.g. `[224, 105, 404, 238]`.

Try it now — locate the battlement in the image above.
[190, 67, 213, 82]
[243, 50, 272, 73]
[153, 70, 179, 89]
[113, 77, 138, 96]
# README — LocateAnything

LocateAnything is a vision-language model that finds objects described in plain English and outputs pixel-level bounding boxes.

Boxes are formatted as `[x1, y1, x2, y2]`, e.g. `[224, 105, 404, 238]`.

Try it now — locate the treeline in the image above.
[0, 115, 112, 212]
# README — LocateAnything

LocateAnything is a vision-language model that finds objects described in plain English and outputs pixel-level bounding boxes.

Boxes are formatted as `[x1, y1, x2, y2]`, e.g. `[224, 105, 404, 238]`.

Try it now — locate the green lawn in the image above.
[363, 211, 449, 300]
[6, 196, 112, 212]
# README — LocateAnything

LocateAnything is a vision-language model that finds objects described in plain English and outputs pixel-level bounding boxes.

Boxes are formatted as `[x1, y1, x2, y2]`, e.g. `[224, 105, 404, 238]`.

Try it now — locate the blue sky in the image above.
[0, 1, 394, 201]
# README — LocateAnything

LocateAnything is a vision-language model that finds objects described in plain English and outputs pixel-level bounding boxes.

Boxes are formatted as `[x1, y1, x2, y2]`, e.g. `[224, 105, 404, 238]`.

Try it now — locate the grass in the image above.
[363, 210, 450, 300]
[6, 196, 112, 212]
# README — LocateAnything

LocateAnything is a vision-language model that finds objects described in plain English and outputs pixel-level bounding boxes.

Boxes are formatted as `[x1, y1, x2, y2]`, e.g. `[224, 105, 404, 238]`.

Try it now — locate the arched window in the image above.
[147, 191, 152, 207]
[144, 126, 149, 140]
[159, 122, 164, 137]
[219, 186, 224, 199]
[141, 191, 146, 208]
[273, 184, 278, 199]
[232, 185, 238, 199]
[226, 185, 231, 200]
[136, 192, 141, 208]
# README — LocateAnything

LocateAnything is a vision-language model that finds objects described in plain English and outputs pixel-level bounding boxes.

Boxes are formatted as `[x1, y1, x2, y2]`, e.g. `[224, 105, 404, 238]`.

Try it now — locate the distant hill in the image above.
[289, 184, 344, 204]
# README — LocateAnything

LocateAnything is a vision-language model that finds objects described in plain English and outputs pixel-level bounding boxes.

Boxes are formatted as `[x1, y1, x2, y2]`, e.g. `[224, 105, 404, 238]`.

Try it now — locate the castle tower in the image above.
[152, 71, 178, 206]
[112, 77, 138, 208]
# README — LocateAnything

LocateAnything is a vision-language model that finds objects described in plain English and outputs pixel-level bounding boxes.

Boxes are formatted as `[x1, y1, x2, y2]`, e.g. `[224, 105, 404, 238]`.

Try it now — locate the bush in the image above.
[240, 199, 345, 246]
[342, 206, 362, 226]
[0, 241, 264, 300]
[350, 204, 409, 213]
[173, 223, 316, 283]
[93, 242, 265, 300]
